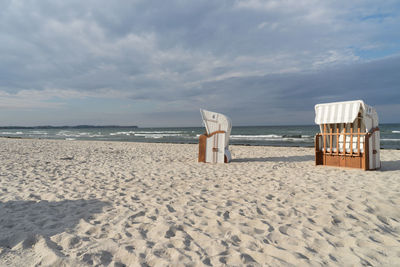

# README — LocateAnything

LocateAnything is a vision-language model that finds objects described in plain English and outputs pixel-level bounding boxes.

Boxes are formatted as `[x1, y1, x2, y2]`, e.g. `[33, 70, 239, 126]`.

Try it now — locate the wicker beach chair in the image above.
[314, 100, 380, 170]
[198, 109, 232, 163]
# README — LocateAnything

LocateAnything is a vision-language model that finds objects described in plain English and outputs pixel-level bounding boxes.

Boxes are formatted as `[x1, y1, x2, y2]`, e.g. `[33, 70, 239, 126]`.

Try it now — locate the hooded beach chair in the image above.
[314, 100, 380, 170]
[198, 109, 232, 163]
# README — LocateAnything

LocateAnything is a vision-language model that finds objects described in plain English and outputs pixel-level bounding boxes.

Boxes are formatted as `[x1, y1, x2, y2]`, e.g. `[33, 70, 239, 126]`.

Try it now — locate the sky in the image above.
[0, 0, 399, 127]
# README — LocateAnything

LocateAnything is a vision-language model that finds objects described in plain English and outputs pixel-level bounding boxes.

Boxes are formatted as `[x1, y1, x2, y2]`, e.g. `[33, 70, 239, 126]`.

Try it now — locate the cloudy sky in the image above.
[1, 0, 399, 126]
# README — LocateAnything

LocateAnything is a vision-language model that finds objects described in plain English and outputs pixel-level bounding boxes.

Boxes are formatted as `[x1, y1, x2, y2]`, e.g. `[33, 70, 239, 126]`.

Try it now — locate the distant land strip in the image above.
[0, 125, 138, 129]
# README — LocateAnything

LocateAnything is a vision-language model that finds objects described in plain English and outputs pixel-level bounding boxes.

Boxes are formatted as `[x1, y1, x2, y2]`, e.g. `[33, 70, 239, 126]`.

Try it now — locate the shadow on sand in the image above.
[233, 157, 400, 171]
[0, 199, 110, 249]
[380, 160, 400, 171]
[232, 155, 314, 163]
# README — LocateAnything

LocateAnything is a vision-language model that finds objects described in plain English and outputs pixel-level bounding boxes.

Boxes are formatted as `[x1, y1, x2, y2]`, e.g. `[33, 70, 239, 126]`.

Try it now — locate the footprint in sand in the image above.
[202, 257, 212, 266]
[153, 249, 165, 257]
[295, 252, 309, 260]
[345, 213, 358, 220]
[329, 254, 338, 262]
[240, 253, 257, 264]
[183, 235, 192, 250]
[129, 211, 146, 220]
[223, 211, 230, 220]
[66, 236, 81, 249]
[256, 207, 263, 215]
[165, 226, 176, 238]
[279, 225, 289, 235]
[146, 241, 155, 248]
[166, 204, 176, 213]
[266, 194, 274, 200]
[231, 235, 241, 246]
[125, 245, 134, 253]
[377, 215, 389, 225]
[219, 257, 227, 264]
[261, 220, 275, 232]
[331, 216, 342, 226]
[82, 250, 112, 266]
[307, 218, 316, 224]
[305, 246, 317, 254]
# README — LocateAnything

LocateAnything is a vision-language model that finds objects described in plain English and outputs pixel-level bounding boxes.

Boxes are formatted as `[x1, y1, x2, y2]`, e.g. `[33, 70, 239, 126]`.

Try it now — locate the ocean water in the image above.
[0, 124, 399, 149]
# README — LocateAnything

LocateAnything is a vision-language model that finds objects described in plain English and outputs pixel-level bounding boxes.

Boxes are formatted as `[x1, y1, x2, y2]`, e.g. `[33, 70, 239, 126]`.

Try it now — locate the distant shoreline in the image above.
[1, 136, 397, 150]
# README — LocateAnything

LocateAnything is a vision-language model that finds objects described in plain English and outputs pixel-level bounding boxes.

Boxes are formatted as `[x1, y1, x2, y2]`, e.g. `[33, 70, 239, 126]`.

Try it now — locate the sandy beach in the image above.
[0, 138, 399, 266]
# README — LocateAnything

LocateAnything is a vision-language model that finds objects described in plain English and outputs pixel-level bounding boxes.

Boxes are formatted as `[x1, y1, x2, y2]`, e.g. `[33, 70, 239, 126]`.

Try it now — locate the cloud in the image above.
[0, 0, 399, 125]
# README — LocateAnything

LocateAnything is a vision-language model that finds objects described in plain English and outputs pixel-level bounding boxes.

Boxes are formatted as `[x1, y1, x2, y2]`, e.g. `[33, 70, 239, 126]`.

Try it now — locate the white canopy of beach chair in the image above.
[315, 100, 379, 131]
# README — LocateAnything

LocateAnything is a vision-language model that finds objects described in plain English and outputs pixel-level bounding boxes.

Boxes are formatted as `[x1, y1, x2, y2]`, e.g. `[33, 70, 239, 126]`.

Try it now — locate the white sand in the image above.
[0, 138, 399, 266]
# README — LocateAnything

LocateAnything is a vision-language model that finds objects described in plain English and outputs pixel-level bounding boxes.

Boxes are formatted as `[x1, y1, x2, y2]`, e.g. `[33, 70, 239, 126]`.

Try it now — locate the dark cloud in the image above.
[159, 56, 400, 125]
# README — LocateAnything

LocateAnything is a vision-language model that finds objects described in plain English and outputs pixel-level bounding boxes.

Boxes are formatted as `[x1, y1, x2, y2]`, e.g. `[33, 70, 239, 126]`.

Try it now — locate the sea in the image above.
[1, 124, 399, 149]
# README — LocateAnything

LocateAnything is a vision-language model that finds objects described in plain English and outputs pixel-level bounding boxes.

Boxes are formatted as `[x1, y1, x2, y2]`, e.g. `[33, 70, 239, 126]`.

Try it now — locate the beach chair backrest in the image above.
[200, 109, 232, 147]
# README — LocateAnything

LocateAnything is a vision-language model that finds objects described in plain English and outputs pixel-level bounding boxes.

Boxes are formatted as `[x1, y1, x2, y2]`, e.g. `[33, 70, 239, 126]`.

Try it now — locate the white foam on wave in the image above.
[134, 133, 184, 138]
[110, 131, 184, 135]
[109, 130, 185, 136]
[56, 131, 104, 138]
[0, 131, 23, 135]
[381, 138, 400, 142]
[392, 131, 400, 134]
[109, 131, 136, 136]
[230, 134, 312, 141]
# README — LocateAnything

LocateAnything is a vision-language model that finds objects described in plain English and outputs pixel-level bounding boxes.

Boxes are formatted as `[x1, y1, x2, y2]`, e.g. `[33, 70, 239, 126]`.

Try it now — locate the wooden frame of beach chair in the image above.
[314, 101, 380, 170]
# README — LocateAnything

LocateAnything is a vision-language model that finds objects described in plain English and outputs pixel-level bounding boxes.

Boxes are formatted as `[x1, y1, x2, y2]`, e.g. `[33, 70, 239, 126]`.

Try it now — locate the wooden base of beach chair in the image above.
[198, 132, 228, 163]
[315, 127, 380, 170]
[315, 152, 369, 170]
